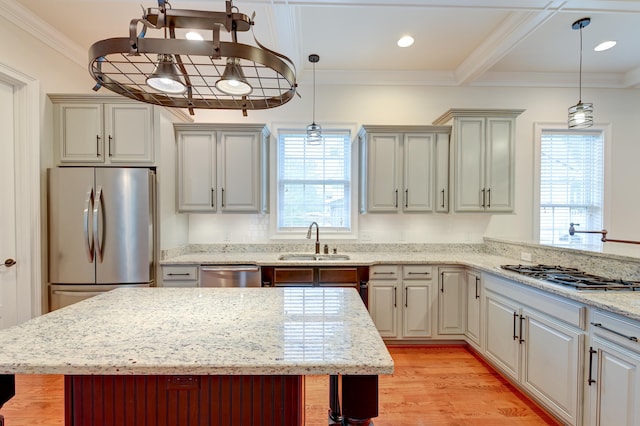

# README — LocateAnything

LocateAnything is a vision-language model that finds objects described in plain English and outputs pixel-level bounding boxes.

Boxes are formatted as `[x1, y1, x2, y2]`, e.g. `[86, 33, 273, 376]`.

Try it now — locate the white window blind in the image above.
[539, 131, 604, 250]
[277, 130, 351, 231]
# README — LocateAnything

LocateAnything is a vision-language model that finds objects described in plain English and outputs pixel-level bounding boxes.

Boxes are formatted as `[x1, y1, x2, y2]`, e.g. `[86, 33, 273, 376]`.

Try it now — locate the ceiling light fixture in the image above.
[88, 0, 297, 116]
[306, 54, 322, 145]
[397, 35, 414, 48]
[568, 17, 593, 129]
[594, 40, 616, 52]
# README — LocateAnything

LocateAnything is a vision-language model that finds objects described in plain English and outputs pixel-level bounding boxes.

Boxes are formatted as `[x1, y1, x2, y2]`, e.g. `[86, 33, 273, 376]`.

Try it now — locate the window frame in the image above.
[533, 122, 611, 251]
[269, 122, 359, 239]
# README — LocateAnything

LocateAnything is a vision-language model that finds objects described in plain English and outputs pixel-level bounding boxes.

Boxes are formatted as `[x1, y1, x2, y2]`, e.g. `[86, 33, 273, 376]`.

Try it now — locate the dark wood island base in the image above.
[64, 374, 379, 426]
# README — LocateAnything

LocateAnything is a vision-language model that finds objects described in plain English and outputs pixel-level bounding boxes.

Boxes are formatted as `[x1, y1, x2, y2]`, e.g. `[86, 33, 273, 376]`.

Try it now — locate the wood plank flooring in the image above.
[1, 346, 560, 425]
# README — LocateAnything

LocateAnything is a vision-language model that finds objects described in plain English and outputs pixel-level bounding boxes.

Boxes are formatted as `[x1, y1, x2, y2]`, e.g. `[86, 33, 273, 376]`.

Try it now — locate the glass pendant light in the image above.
[306, 54, 322, 145]
[215, 58, 252, 96]
[568, 17, 593, 129]
[146, 54, 187, 94]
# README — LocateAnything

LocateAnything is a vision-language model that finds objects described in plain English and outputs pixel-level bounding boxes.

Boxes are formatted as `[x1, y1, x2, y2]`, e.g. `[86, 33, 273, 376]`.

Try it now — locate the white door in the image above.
[0, 80, 18, 328]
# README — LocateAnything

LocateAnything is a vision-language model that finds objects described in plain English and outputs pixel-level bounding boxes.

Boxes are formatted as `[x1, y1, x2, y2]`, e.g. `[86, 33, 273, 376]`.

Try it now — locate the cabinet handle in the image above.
[513, 312, 518, 340]
[475, 276, 480, 299]
[96, 135, 101, 157]
[591, 322, 639, 342]
[373, 271, 395, 275]
[441, 189, 445, 208]
[407, 272, 429, 276]
[405, 189, 408, 208]
[519, 315, 525, 344]
[167, 273, 190, 276]
[108, 135, 113, 157]
[440, 272, 444, 292]
[405, 287, 408, 308]
[588, 347, 597, 386]
[487, 188, 491, 208]
[395, 189, 398, 208]
[221, 188, 225, 208]
[393, 286, 397, 307]
[211, 188, 215, 208]
[481, 188, 486, 208]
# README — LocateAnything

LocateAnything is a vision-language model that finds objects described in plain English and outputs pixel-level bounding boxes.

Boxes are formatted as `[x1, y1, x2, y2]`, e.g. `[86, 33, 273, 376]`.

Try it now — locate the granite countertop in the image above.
[0, 287, 394, 376]
[162, 251, 640, 322]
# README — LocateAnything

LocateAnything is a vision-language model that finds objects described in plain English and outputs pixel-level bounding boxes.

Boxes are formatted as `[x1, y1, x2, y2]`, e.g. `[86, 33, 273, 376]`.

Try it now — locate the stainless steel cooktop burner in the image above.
[500, 264, 640, 291]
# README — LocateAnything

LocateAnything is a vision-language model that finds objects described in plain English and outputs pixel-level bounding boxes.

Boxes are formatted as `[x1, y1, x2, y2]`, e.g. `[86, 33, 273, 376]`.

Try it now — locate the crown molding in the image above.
[0, 0, 85, 69]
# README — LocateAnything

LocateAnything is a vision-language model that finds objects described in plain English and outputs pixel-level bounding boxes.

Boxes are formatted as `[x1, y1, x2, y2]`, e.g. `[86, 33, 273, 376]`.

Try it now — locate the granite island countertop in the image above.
[0, 287, 394, 376]
[162, 251, 640, 322]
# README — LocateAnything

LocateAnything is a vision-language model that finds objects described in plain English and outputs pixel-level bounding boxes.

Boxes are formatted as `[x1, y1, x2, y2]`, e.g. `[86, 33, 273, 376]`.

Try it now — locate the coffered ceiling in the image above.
[3, 0, 640, 88]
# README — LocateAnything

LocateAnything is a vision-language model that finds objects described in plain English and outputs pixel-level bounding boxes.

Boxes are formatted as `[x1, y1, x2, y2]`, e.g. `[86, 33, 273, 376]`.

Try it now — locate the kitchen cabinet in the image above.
[433, 109, 524, 212]
[437, 267, 465, 335]
[161, 265, 199, 287]
[358, 126, 450, 213]
[175, 123, 269, 213]
[465, 269, 482, 347]
[368, 264, 433, 340]
[483, 273, 585, 426]
[586, 309, 640, 426]
[50, 95, 154, 165]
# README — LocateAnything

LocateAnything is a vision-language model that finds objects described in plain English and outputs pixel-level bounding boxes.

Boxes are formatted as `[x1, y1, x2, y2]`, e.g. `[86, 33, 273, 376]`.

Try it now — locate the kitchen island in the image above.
[0, 287, 393, 425]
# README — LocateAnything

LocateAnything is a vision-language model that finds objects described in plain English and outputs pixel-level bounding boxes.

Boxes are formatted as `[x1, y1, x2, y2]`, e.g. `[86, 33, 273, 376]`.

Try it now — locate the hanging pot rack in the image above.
[88, 0, 297, 116]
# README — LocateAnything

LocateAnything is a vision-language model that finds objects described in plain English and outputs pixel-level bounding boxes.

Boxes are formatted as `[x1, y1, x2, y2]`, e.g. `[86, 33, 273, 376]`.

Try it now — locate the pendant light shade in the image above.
[306, 54, 322, 145]
[146, 54, 187, 94]
[568, 17, 593, 129]
[215, 58, 253, 96]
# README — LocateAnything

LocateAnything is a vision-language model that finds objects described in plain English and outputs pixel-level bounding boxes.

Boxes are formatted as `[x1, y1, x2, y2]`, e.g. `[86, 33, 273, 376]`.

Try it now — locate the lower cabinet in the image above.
[161, 265, 199, 287]
[586, 309, 640, 426]
[369, 264, 433, 340]
[437, 267, 465, 335]
[484, 274, 585, 426]
[465, 269, 482, 347]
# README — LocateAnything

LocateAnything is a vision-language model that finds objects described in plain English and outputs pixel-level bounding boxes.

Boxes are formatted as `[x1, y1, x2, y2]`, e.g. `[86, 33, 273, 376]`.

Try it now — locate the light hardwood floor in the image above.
[1, 346, 559, 425]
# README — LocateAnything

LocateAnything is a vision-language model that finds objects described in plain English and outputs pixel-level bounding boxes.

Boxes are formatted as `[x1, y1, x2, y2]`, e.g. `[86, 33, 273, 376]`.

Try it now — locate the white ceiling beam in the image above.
[454, 1, 567, 85]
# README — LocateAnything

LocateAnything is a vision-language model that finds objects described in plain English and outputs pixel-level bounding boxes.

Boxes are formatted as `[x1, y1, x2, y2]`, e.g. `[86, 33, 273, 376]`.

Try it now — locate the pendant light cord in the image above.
[312, 59, 316, 124]
[578, 24, 583, 103]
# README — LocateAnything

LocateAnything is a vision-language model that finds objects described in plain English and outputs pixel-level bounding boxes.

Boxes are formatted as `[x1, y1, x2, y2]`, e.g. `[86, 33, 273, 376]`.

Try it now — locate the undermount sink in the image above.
[278, 253, 350, 261]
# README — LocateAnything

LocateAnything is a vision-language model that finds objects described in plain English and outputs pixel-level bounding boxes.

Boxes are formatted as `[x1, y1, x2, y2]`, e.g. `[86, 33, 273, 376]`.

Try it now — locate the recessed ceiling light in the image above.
[186, 31, 204, 41]
[397, 35, 414, 48]
[594, 40, 616, 52]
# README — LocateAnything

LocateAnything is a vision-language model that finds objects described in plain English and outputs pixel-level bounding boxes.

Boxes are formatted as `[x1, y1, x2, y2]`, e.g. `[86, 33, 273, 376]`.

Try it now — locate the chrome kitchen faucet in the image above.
[306, 222, 320, 254]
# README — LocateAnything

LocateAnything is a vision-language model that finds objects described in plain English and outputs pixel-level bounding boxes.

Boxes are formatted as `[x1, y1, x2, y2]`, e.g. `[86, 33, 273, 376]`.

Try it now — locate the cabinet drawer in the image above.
[591, 309, 640, 351]
[403, 265, 433, 280]
[273, 268, 314, 283]
[162, 265, 198, 281]
[369, 265, 399, 280]
[318, 268, 358, 284]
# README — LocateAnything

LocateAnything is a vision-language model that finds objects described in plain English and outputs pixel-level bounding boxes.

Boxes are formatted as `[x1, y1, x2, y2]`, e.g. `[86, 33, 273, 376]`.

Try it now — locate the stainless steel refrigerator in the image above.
[47, 167, 155, 310]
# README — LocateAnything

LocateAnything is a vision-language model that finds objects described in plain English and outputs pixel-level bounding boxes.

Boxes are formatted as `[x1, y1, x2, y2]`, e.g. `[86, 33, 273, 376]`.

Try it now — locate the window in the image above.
[539, 130, 604, 250]
[277, 129, 351, 232]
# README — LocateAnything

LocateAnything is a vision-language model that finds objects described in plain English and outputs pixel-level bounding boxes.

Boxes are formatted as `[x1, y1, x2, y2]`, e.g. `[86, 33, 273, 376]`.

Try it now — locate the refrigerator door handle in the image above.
[93, 186, 104, 263]
[83, 187, 95, 262]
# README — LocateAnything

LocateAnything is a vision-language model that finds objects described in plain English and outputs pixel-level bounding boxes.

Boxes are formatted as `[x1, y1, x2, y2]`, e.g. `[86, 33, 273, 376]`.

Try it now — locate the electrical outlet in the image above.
[360, 232, 372, 241]
[521, 252, 532, 262]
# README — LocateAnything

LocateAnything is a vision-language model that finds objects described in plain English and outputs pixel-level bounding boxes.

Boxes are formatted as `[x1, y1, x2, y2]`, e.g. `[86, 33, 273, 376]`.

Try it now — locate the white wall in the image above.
[3, 11, 640, 256]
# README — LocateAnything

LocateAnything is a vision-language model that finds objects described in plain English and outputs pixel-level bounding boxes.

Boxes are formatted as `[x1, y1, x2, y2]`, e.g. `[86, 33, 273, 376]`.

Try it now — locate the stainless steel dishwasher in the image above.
[200, 265, 261, 287]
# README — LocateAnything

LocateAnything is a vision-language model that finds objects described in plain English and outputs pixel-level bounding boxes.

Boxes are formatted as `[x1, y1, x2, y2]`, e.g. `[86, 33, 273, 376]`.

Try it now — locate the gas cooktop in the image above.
[500, 264, 640, 291]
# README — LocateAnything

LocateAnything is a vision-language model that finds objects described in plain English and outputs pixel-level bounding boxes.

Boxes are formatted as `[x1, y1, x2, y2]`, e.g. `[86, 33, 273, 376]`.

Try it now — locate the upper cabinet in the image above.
[358, 125, 451, 214]
[50, 95, 154, 165]
[175, 123, 269, 213]
[433, 109, 524, 212]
